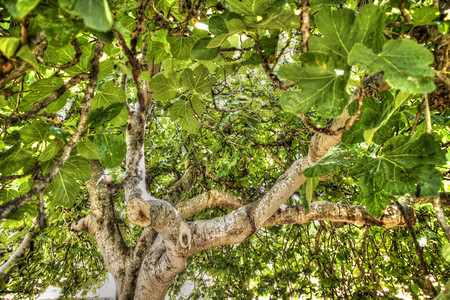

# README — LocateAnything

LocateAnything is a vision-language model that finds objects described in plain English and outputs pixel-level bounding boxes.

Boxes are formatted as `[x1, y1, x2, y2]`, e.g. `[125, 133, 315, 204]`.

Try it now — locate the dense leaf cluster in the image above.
[0, 0, 449, 298]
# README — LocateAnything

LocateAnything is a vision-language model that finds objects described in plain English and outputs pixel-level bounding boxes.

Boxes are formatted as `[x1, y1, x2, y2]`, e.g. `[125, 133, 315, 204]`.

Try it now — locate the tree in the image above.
[0, 0, 449, 298]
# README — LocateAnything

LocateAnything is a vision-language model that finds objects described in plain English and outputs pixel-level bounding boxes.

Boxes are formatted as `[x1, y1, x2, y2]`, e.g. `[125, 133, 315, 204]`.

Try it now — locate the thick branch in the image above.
[127, 197, 191, 254]
[263, 201, 412, 227]
[189, 201, 413, 255]
[86, 161, 130, 292]
[0, 40, 103, 220]
[176, 190, 246, 219]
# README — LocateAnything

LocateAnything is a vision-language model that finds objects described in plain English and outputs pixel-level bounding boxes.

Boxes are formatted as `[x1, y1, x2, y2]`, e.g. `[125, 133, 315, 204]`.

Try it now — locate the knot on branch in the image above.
[127, 196, 151, 227]
[179, 222, 191, 250]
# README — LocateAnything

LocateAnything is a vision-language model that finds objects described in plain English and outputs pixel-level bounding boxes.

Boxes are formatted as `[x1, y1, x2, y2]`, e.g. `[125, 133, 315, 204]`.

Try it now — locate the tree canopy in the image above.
[0, 0, 449, 299]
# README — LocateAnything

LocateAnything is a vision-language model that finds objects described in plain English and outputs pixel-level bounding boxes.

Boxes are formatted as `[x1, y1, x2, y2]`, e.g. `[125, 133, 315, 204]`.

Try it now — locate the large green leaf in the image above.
[64, 43, 94, 76]
[170, 97, 204, 133]
[0, 148, 34, 176]
[43, 43, 76, 65]
[5, 0, 41, 19]
[209, 15, 228, 35]
[39, 140, 64, 162]
[147, 41, 170, 63]
[309, 8, 355, 63]
[303, 146, 357, 178]
[257, 13, 299, 31]
[167, 35, 198, 60]
[91, 81, 127, 125]
[191, 37, 220, 60]
[222, 0, 283, 15]
[351, 134, 446, 199]
[351, 4, 384, 53]
[410, 7, 439, 26]
[93, 133, 126, 168]
[21, 77, 68, 111]
[53, 170, 80, 207]
[277, 61, 349, 117]
[77, 139, 98, 160]
[20, 120, 64, 144]
[181, 65, 216, 93]
[62, 156, 91, 181]
[149, 73, 179, 101]
[59, 0, 113, 32]
[310, 5, 384, 65]
[348, 40, 435, 93]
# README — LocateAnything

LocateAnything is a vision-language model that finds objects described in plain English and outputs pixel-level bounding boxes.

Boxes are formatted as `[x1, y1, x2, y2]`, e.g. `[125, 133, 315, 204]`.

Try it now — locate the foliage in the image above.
[0, 0, 449, 298]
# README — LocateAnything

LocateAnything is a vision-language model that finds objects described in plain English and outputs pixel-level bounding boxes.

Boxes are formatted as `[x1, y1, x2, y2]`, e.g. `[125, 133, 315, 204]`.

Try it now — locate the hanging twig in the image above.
[395, 200, 437, 297]
[432, 196, 450, 242]
[410, 99, 426, 135]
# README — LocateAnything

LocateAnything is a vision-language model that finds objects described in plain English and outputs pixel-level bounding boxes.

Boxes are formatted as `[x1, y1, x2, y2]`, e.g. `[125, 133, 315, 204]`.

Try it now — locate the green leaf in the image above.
[411, 7, 439, 26]
[76, 139, 98, 160]
[149, 73, 179, 101]
[360, 185, 392, 218]
[278, 62, 349, 117]
[209, 15, 228, 35]
[21, 77, 67, 111]
[257, 13, 299, 31]
[65, 43, 94, 76]
[20, 120, 61, 144]
[310, 8, 355, 63]
[93, 133, 126, 168]
[170, 99, 198, 133]
[53, 170, 80, 207]
[191, 37, 220, 60]
[207, 33, 231, 48]
[181, 65, 216, 93]
[222, 0, 283, 15]
[147, 41, 169, 63]
[16, 45, 38, 69]
[98, 59, 115, 80]
[59, 0, 113, 32]
[167, 35, 198, 60]
[43, 43, 76, 65]
[303, 146, 356, 178]
[305, 177, 319, 214]
[351, 4, 384, 53]
[62, 156, 91, 181]
[92, 81, 126, 110]
[5, 0, 41, 19]
[348, 40, 435, 93]
[351, 134, 446, 200]
[0, 37, 20, 58]
[0, 148, 34, 176]
[39, 140, 64, 162]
